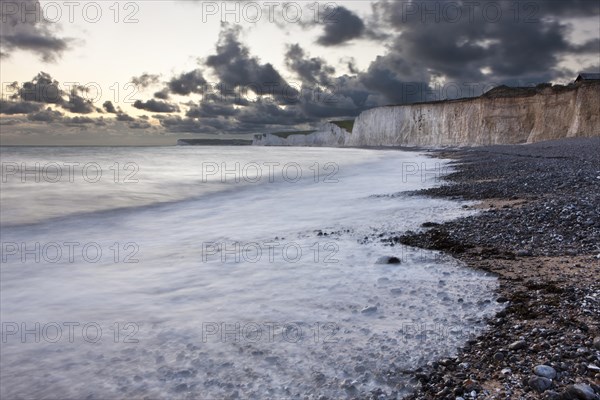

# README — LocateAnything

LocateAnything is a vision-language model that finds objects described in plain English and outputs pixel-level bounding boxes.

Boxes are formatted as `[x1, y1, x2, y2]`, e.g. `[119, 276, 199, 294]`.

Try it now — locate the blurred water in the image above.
[0, 146, 500, 399]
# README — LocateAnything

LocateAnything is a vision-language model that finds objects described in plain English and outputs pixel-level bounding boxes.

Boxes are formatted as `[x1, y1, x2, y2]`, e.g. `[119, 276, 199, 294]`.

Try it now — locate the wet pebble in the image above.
[562, 383, 599, 400]
[508, 340, 527, 350]
[534, 364, 557, 379]
[528, 376, 553, 393]
[375, 256, 401, 265]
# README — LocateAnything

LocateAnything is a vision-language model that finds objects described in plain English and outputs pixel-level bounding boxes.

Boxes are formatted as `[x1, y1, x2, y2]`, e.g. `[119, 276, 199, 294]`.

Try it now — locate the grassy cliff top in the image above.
[270, 130, 316, 138]
[330, 120, 354, 133]
[382, 80, 599, 108]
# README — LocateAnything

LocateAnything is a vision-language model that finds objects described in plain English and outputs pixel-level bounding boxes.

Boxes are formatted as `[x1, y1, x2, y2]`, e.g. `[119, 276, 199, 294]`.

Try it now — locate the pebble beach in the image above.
[386, 138, 600, 399]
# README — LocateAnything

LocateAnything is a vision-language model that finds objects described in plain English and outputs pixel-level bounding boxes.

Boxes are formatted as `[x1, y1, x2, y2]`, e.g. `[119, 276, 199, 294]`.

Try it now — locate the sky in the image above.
[0, 0, 599, 145]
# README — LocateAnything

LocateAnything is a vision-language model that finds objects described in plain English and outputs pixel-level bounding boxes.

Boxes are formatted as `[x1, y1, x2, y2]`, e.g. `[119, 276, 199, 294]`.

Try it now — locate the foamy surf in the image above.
[1, 146, 500, 399]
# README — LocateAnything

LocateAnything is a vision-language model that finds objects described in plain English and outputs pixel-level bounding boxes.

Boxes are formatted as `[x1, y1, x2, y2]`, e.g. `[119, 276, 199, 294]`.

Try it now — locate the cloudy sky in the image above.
[1, 0, 599, 145]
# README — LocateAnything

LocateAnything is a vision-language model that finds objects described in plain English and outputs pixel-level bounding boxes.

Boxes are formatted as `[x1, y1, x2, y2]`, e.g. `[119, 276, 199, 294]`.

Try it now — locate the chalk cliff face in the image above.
[252, 83, 599, 147]
[252, 122, 349, 146]
[348, 83, 600, 147]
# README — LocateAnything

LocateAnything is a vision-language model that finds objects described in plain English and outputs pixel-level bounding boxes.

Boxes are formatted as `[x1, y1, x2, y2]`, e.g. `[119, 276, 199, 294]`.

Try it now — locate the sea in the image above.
[0, 146, 501, 399]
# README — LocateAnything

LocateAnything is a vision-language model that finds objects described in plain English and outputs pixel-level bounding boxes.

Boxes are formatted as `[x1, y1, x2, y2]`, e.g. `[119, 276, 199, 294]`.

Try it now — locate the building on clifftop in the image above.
[575, 73, 600, 82]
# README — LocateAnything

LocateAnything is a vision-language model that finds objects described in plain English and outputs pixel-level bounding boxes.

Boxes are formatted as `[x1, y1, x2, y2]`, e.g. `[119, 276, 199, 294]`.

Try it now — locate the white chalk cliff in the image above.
[254, 82, 600, 147]
[252, 122, 349, 146]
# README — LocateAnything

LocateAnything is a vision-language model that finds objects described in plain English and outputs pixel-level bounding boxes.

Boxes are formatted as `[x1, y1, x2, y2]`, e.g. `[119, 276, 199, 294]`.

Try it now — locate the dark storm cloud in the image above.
[299, 93, 364, 119]
[2, 91, 157, 132]
[487, 22, 571, 77]
[116, 112, 135, 122]
[151, 70, 206, 100]
[536, 0, 600, 17]
[133, 99, 180, 113]
[359, 58, 423, 104]
[167, 69, 207, 96]
[103, 100, 140, 122]
[186, 101, 239, 119]
[367, 0, 600, 85]
[341, 57, 360, 74]
[63, 90, 95, 114]
[152, 24, 300, 107]
[131, 73, 160, 88]
[112, 24, 317, 134]
[128, 121, 152, 129]
[21, 108, 113, 126]
[316, 6, 365, 46]
[0, 100, 42, 114]
[11, 72, 96, 114]
[0, 0, 71, 61]
[103, 101, 117, 113]
[2, 70, 164, 133]
[155, 115, 211, 133]
[205, 24, 298, 103]
[309, 0, 600, 107]
[14, 72, 63, 104]
[26, 108, 63, 122]
[146, 24, 356, 134]
[152, 34, 375, 134]
[285, 44, 335, 85]
[155, 97, 312, 134]
[235, 100, 305, 126]
[305, 74, 379, 117]
[331, 75, 375, 108]
[65, 116, 95, 124]
[571, 38, 600, 54]
[154, 88, 170, 99]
